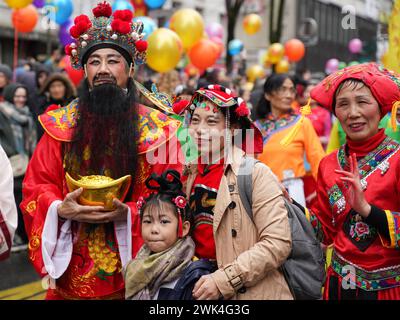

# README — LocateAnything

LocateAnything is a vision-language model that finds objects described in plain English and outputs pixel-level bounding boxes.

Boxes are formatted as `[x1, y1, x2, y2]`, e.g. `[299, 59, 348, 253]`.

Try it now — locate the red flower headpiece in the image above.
[65, 1, 148, 70]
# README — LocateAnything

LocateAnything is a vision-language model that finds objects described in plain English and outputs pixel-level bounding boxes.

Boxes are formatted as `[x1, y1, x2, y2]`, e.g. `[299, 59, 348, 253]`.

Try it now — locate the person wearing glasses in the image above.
[254, 74, 325, 206]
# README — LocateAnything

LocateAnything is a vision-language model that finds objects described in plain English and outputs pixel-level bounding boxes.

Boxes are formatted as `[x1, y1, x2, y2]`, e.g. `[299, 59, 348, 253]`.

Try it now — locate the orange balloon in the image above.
[12, 5, 38, 33]
[285, 39, 305, 62]
[188, 39, 219, 70]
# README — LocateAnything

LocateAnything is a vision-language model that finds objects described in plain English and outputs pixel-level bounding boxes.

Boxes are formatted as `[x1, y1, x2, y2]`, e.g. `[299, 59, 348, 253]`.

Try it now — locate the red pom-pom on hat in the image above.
[172, 99, 190, 115]
[111, 19, 131, 34]
[135, 40, 148, 52]
[119, 21, 131, 34]
[70, 25, 81, 39]
[74, 14, 91, 26]
[113, 9, 133, 22]
[111, 19, 120, 31]
[235, 101, 250, 117]
[65, 44, 72, 56]
[75, 21, 92, 34]
[93, 1, 112, 18]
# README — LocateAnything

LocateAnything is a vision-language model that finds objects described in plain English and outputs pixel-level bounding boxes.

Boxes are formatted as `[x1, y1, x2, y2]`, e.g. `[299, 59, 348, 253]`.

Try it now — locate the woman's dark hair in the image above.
[3, 83, 28, 104]
[40, 73, 77, 99]
[141, 170, 189, 223]
[255, 73, 293, 119]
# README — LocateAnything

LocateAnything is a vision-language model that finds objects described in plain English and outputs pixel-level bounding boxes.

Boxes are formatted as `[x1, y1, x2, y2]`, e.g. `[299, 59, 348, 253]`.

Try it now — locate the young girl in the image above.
[124, 169, 214, 300]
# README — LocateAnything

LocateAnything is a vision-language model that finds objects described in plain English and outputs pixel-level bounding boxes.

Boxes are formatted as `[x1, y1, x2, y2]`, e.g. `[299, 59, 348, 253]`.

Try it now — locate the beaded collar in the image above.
[337, 136, 400, 191]
[255, 112, 300, 144]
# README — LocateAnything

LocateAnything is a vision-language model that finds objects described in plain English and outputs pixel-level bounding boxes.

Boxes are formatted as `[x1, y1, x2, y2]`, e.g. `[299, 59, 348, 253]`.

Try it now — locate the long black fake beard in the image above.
[64, 78, 139, 195]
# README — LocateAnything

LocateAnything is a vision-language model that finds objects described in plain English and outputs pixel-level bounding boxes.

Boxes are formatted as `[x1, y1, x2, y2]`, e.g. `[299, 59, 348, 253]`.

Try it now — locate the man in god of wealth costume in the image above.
[20, 1, 183, 299]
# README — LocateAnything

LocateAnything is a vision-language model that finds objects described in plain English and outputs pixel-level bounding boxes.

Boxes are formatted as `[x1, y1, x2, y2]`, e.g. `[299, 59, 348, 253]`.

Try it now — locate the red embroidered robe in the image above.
[20, 99, 183, 299]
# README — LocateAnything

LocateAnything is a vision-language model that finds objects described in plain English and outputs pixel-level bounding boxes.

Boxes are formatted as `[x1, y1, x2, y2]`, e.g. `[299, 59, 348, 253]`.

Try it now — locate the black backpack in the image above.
[237, 156, 325, 300]
[157, 259, 216, 300]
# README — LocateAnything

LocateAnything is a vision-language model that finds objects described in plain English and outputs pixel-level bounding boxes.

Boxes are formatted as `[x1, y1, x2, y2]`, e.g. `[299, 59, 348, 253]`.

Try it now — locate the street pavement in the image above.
[0, 250, 45, 300]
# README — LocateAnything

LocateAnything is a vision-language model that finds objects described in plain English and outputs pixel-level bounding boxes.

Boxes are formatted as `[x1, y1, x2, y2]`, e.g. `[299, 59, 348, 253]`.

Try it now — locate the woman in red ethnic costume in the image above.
[20, 2, 183, 300]
[307, 62, 400, 300]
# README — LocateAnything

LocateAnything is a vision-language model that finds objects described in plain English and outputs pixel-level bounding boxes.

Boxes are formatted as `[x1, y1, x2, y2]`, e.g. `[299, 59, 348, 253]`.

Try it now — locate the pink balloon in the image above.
[210, 36, 224, 57]
[325, 58, 339, 74]
[348, 38, 362, 54]
[205, 22, 223, 39]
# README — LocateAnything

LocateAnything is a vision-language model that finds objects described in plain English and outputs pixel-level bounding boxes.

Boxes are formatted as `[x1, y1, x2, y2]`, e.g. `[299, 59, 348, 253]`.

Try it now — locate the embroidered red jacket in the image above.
[21, 99, 183, 299]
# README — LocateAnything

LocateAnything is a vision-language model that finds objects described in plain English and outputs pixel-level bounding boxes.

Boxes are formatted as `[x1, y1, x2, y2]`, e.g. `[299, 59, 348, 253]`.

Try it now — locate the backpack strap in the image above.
[237, 156, 260, 222]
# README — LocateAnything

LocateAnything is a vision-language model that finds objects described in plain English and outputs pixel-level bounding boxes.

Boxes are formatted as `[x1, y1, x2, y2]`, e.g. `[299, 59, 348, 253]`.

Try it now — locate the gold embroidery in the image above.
[25, 201, 37, 214]
[55, 286, 124, 300]
[136, 156, 150, 187]
[83, 145, 91, 161]
[139, 111, 165, 145]
[67, 265, 96, 297]
[65, 224, 122, 296]
[87, 224, 121, 275]
[65, 103, 77, 127]
[29, 226, 42, 261]
[48, 108, 67, 131]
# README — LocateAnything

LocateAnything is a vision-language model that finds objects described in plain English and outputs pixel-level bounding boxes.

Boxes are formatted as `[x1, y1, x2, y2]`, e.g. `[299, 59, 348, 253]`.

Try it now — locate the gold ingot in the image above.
[65, 173, 131, 211]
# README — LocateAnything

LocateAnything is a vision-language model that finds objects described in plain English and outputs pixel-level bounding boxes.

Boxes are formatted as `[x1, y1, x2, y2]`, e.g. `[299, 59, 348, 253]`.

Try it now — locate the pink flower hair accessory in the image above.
[136, 196, 145, 210]
[173, 196, 187, 209]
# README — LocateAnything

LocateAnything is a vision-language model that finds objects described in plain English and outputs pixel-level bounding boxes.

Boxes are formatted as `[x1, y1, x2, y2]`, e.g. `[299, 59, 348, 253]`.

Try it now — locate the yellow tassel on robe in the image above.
[391, 101, 400, 132]
[280, 98, 312, 147]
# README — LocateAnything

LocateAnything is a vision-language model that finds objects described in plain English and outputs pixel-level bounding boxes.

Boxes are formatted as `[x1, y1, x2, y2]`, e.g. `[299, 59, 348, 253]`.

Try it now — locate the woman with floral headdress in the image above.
[183, 85, 293, 300]
[306, 62, 400, 300]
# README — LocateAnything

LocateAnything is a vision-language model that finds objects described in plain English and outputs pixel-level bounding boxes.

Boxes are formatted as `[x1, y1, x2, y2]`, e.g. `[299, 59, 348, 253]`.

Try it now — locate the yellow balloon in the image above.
[275, 59, 290, 74]
[5, 0, 32, 9]
[243, 14, 262, 35]
[268, 43, 285, 64]
[147, 28, 183, 73]
[262, 52, 272, 68]
[246, 65, 265, 83]
[244, 82, 254, 91]
[170, 8, 204, 50]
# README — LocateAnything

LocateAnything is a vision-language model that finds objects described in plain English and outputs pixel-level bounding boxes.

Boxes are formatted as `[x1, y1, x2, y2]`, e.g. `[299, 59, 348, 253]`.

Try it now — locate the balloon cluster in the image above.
[147, 8, 223, 73]
[6, 0, 38, 33]
[324, 38, 362, 75]
[260, 39, 305, 75]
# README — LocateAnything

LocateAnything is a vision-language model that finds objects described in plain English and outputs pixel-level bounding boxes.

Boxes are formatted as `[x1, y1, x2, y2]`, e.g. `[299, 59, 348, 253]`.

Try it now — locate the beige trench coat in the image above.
[185, 146, 293, 300]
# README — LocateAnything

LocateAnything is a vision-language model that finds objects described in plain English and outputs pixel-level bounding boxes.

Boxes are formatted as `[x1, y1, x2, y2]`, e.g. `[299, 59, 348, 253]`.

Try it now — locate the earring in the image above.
[128, 63, 134, 78]
[84, 64, 88, 78]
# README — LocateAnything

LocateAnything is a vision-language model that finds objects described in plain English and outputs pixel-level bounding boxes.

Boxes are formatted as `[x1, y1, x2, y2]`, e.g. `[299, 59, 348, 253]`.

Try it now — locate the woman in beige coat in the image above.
[183, 85, 293, 300]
